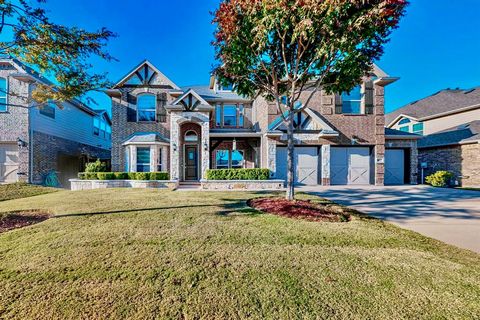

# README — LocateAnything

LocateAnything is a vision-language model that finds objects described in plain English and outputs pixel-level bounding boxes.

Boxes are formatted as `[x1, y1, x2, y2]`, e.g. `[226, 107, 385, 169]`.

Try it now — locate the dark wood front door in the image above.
[184, 145, 198, 181]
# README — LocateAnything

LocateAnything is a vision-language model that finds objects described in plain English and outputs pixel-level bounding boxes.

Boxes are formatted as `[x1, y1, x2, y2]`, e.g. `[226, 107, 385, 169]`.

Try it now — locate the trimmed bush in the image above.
[84, 159, 106, 173]
[97, 172, 116, 180]
[425, 170, 454, 188]
[206, 168, 270, 180]
[128, 172, 137, 180]
[114, 172, 129, 180]
[85, 172, 98, 180]
[78, 172, 86, 180]
[135, 172, 150, 180]
[150, 172, 170, 180]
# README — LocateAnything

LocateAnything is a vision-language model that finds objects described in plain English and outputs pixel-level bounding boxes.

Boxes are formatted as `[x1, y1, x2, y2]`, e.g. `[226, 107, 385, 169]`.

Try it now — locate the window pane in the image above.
[413, 123, 424, 135]
[239, 105, 244, 127]
[0, 78, 6, 112]
[216, 150, 229, 169]
[399, 126, 410, 132]
[223, 105, 237, 126]
[137, 94, 156, 121]
[215, 105, 222, 126]
[40, 103, 56, 119]
[136, 147, 151, 172]
[399, 118, 411, 125]
[343, 86, 362, 100]
[231, 150, 244, 168]
[185, 131, 198, 142]
[342, 101, 361, 114]
[157, 148, 162, 171]
[0, 97, 6, 112]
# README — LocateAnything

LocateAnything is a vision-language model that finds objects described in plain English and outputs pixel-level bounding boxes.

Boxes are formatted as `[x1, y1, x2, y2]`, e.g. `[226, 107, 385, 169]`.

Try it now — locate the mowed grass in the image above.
[0, 189, 479, 319]
[0, 183, 58, 202]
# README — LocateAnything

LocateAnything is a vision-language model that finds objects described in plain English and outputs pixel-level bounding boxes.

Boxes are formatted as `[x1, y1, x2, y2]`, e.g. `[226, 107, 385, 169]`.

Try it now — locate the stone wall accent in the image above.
[418, 143, 480, 187]
[70, 179, 179, 191]
[386, 139, 418, 184]
[321, 145, 331, 185]
[0, 67, 31, 182]
[32, 131, 110, 184]
[200, 179, 284, 191]
[266, 138, 277, 178]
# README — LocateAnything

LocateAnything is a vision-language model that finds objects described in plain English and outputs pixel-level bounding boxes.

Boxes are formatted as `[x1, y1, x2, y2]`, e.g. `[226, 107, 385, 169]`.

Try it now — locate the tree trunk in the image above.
[285, 108, 295, 201]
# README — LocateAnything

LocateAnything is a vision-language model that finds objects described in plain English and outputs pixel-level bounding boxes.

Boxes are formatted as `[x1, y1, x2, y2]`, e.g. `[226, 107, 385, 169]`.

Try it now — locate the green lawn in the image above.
[0, 183, 58, 202]
[0, 189, 479, 319]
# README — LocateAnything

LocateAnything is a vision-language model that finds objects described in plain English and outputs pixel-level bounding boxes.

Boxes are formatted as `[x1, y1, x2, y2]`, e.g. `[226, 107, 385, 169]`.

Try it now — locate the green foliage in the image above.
[97, 172, 115, 180]
[114, 172, 129, 180]
[149, 172, 170, 180]
[425, 171, 454, 188]
[206, 169, 270, 180]
[0, 0, 116, 103]
[77, 172, 169, 181]
[84, 159, 106, 173]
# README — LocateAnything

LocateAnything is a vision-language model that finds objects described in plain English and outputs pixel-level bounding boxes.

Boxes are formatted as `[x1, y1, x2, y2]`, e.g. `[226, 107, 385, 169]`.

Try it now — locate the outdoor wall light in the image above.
[17, 137, 27, 148]
[203, 142, 208, 151]
[173, 143, 177, 152]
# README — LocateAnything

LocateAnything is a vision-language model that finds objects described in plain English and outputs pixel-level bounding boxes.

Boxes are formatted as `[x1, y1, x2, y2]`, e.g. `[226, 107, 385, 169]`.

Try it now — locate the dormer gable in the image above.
[166, 89, 213, 112]
[113, 60, 180, 90]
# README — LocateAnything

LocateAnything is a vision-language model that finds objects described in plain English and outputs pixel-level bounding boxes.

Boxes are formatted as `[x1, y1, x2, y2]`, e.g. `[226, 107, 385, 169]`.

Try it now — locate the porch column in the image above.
[201, 121, 210, 179]
[321, 145, 331, 185]
[170, 113, 181, 180]
[161, 146, 168, 173]
[130, 146, 137, 173]
[266, 138, 276, 178]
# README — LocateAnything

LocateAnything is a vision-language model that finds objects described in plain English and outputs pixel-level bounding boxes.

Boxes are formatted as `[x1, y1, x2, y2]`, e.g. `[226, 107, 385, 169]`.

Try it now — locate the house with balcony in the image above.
[108, 60, 419, 186]
[0, 57, 111, 187]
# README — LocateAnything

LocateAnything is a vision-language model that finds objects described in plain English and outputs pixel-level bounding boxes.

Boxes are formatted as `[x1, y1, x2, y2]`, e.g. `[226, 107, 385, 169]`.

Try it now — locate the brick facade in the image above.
[419, 143, 480, 187]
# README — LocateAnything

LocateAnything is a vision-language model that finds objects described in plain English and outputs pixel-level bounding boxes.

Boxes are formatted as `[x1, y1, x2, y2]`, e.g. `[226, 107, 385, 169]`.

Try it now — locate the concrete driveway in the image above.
[299, 185, 480, 253]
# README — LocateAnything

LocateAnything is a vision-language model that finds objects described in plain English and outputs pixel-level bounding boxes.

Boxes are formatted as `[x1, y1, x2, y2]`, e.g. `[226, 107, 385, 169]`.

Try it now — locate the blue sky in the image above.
[8, 0, 480, 113]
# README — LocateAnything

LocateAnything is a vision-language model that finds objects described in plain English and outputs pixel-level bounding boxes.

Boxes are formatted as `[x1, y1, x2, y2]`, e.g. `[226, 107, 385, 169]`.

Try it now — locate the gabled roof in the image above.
[268, 107, 338, 136]
[167, 88, 214, 112]
[418, 120, 480, 148]
[386, 87, 480, 126]
[93, 110, 112, 125]
[122, 132, 170, 145]
[113, 60, 180, 90]
[180, 85, 251, 103]
[385, 128, 421, 140]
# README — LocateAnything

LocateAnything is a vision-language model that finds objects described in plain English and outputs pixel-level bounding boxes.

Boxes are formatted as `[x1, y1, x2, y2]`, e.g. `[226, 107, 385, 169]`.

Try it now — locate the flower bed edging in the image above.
[69, 179, 179, 191]
[200, 179, 285, 191]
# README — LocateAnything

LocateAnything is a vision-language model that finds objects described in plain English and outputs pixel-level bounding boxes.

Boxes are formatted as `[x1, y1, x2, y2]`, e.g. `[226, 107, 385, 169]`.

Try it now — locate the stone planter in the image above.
[70, 179, 179, 191]
[200, 180, 285, 191]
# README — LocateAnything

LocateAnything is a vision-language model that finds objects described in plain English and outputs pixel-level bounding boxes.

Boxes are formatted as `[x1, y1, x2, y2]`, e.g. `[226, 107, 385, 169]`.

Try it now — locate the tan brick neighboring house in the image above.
[0, 57, 111, 187]
[108, 60, 418, 186]
[386, 87, 480, 187]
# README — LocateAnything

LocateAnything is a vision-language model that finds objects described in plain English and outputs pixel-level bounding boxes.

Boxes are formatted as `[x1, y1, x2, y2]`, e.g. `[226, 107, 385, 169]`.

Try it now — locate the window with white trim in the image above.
[157, 147, 163, 171]
[185, 130, 198, 142]
[0, 77, 7, 112]
[341, 86, 363, 114]
[137, 94, 156, 122]
[413, 123, 424, 135]
[40, 102, 56, 119]
[215, 150, 230, 169]
[215, 149, 245, 169]
[215, 103, 245, 128]
[136, 147, 151, 172]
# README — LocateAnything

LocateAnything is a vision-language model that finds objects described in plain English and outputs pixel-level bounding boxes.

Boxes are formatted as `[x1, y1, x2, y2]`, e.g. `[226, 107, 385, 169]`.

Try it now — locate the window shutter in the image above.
[156, 92, 167, 123]
[126, 93, 137, 122]
[334, 94, 343, 114]
[364, 81, 374, 114]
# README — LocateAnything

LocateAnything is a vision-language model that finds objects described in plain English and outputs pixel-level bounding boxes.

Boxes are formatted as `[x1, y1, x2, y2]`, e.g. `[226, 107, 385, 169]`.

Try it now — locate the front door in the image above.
[184, 145, 198, 181]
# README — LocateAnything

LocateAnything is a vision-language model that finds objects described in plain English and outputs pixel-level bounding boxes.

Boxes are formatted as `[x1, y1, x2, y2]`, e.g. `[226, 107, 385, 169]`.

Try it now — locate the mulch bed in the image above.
[247, 197, 351, 222]
[0, 211, 51, 234]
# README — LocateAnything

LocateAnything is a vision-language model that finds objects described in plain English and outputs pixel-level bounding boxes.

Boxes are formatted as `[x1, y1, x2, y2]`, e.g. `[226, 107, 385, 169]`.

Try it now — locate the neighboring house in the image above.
[0, 57, 111, 187]
[386, 87, 480, 136]
[108, 60, 419, 186]
[386, 87, 480, 187]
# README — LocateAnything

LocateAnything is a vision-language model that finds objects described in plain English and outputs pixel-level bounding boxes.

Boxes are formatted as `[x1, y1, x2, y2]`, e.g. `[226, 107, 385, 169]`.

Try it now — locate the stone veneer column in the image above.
[321, 145, 331, 185]
[161, 146, 168, 172]
[170, 113, 180, 180]
[266, 138, 276, 178]
[410, 140, 419, 184]
[201, 121, 210, 179]
[374, 84, 385, 186]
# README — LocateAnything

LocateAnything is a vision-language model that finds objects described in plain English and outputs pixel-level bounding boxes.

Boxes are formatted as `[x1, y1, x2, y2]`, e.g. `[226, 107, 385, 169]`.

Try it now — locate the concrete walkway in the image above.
[299, 185, 480, 253]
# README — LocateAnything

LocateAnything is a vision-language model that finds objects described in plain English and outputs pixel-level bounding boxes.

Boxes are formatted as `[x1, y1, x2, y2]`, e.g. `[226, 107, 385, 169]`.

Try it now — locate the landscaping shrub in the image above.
[84, 159, 107, 173]
[77, 172, 169, 181]
[97, 172, 116, 180]
[114, 172, 129, 180]
[135, 172, 150, 180]
[150, 172, 170, 180]
[206, 169, 270, 180]
[425, 170, 454, 187]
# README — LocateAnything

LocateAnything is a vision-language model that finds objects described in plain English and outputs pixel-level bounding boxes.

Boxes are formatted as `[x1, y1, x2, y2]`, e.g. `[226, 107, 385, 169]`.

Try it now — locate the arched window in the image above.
[0, 77, 7, 112]
[398, 118, 411, 125]
[137, 93, 156, 122]
[184, 130, 198, 142]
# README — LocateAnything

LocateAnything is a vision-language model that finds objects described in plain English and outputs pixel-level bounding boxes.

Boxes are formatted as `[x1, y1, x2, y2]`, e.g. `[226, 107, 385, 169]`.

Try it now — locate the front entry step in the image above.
[177, 181, 201, 191]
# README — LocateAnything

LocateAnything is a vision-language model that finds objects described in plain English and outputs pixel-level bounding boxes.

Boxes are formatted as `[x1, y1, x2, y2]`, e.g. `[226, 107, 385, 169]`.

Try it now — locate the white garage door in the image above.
[385, 149, 405, 185]
[276, 147, 319, 185]
[331, 147, 371, 185]
[0, 143, 19, 183]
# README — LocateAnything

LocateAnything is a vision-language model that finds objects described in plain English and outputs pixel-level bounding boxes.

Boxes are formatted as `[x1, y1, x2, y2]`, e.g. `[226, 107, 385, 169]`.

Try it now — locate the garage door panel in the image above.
[385, 149, 405, 185]
[331, 147, 371, 185]
[0, 144, 19, 183]
[276, 147, 319, 185]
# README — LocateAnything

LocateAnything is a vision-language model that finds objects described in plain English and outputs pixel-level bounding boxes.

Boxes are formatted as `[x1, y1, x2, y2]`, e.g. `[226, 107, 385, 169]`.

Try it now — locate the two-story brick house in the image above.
[108, 60, 418, 186]
[0, 57, 111, 187]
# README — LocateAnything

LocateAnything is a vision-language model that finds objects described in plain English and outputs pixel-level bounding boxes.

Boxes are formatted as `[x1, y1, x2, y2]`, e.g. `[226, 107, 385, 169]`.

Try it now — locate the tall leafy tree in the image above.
[0, 0, 115, 105]
[213, 0, 407, 200]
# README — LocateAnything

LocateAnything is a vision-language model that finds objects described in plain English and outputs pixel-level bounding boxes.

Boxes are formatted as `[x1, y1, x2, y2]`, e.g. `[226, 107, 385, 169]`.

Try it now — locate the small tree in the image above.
[213, 0, 407, 200]
[0, 0, 115, 104]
